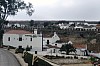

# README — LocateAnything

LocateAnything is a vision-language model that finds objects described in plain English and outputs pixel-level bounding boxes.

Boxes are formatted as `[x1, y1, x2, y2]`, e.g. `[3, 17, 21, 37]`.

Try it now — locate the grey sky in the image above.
[7, 0, 100, 21]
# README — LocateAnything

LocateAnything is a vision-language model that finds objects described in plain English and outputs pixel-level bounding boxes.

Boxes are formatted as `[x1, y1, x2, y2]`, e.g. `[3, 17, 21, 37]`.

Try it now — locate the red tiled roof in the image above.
[96, 24, 100, 26]
[5, 30, 32, 34]
[73, 44, 86, 49]
[46, 45, 60, 49]
[43, 33, 54, 38]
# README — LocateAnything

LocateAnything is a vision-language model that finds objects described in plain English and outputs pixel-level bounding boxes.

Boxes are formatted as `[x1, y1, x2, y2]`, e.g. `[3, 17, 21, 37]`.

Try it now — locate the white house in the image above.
[43, 32, 60, 46]
[3, 29, 42, 52]
[74, 26, 83, 29]
[58, 23, 69, 29]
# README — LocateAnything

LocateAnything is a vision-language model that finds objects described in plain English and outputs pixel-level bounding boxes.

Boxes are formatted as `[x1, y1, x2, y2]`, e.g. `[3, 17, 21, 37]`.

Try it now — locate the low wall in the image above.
[28, 52, 59, 66]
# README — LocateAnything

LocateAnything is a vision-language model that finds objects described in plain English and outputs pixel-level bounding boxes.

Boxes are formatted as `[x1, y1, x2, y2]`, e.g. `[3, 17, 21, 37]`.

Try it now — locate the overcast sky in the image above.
[7, 0, 100, 21]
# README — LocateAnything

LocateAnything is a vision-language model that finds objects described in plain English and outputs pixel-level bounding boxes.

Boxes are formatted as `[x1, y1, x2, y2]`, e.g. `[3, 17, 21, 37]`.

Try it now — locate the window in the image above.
[53, 49, 55, 53]
[8, 37, 10, 41]
[47, 40, 49, 44]
[55, 44, 57, 46]
[30, 38, 32, 41]
[30, 46, 32, 49]
[19, 37, 22, 41]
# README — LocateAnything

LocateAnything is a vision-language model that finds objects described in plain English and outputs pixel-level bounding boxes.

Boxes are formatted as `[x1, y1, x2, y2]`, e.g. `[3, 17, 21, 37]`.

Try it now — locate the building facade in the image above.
[43, 32, 60, 46]
[3, 29, 42, 52]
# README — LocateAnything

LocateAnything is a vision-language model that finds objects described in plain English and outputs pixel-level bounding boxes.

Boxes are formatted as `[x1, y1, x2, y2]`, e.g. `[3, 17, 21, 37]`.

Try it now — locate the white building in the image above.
[3, 29, 42, 52]
[74, 26, 83, 29]
[58, 23, 69, 29]
[43, 32, 60, 46]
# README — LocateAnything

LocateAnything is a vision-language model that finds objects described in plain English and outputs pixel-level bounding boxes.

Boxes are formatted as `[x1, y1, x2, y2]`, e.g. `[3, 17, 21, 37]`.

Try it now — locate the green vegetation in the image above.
[15, 46, 24, 53]
[29, 20, 34, 26]
[26, 45, 31, 51]
[0, 0, 34, 47]
[23, 52, 33, 66]
[89, 56, 97, 64]
[60, 44, 76, 55]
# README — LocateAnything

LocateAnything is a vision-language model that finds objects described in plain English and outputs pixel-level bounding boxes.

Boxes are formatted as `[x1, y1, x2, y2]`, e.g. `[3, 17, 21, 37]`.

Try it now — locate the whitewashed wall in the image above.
[52, 32, 60, 43]
[43, 38, 52, 45]
[47, 48, 60, 55]
[43, 32, 60, 46]
[3, 34, 42, 52]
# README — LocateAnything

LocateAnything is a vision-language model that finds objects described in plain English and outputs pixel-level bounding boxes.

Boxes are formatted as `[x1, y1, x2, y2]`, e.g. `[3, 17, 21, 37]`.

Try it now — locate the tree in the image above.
[43, 22, 49, 27]
[26, 45, 31, 51]
[98, 21, 100, 24]
[60, 44, 76, 55]
[0, 0, 34, 46]
[15, 46, 24, 53]
[58, 20, 69, 24]
[29, 20, 34, 26]
[70, 23, 75, 27]
[0, 0, 34, 20]
[4, 20, 9, 25]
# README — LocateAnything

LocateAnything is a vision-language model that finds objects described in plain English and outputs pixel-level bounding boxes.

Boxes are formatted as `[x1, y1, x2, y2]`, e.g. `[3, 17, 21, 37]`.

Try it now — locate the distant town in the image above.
[1, 20, 100, 66]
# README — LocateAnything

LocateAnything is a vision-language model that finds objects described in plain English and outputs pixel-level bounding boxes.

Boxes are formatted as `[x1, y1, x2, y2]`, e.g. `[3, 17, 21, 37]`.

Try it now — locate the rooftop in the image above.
[73, 44, 87, 49]
[5, 30, 32, 34]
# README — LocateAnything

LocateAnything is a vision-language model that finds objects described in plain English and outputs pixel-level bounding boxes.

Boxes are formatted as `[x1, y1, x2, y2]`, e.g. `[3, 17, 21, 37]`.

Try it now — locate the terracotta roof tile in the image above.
[5, 30, 32, 34]
[96, 24, 100, 26]
[73, 44, 86, 49]
[46, 45, 60, 49]
[43, 33, 54, 38]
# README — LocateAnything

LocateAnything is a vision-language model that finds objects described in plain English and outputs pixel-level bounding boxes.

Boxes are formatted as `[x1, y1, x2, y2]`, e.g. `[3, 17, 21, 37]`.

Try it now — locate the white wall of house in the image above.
[52, 32, 60, 43]
[43, 32, 60, 46]
[52, 43, 64, 48]
[47, 48, 60, 54]
[70, 49, 87, 56]
[3, 34, 42, 52]
[74, 26, 83, 29]
[43, 38, 52, 45]
[58, 23, 69, 29]
[59, 26, 69, 29]
[53, 41, 73, 48]
[75, 49, 85, 56]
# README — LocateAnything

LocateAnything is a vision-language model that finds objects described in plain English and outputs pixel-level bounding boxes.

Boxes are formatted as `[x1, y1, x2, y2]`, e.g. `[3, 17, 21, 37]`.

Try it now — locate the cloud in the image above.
[24, 0, 58, 6]
[7, 0, 100, 20]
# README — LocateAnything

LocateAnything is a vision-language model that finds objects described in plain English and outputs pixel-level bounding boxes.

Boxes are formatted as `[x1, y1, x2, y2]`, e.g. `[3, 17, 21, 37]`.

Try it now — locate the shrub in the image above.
[9, 46, 16, 49]
[23, 52, 33, 66]
[15, 46, 24, 53]
[74, 56, 78, 59]
[26, 45, 31, 51]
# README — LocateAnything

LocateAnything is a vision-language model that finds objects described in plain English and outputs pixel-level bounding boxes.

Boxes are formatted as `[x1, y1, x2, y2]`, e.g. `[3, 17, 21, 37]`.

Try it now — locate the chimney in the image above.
[34, 29, 37, 34]
[54, 32, 56, 35]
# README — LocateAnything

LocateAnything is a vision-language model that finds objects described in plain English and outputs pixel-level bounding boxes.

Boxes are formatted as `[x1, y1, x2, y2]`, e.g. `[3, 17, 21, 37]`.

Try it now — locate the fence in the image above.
[23, 52, 59, 66]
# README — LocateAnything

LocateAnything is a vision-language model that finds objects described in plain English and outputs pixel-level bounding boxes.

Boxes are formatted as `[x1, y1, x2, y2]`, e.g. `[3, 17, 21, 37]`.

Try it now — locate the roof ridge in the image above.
[5, 30, 32, 34]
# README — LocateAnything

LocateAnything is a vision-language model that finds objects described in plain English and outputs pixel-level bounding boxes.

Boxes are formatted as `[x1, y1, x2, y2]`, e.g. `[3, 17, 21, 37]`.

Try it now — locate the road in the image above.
[0, 48, 21, 66]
